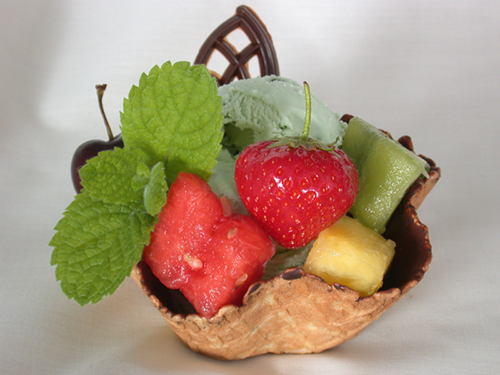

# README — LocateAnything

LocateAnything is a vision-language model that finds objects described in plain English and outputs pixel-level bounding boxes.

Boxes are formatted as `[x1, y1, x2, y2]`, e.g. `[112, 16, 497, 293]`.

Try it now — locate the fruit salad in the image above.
[50, 5, 440, 360]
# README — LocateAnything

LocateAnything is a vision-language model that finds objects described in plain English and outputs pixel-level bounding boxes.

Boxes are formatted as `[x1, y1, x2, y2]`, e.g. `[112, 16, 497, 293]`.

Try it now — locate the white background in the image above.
[1, 1, 499, 374]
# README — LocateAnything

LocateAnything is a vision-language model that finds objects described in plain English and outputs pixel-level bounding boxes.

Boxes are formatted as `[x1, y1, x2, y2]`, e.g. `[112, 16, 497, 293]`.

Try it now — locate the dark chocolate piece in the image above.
[137, 261, 197, 316]
[194, 5, 279, 85]
[281, 267, 304, 281]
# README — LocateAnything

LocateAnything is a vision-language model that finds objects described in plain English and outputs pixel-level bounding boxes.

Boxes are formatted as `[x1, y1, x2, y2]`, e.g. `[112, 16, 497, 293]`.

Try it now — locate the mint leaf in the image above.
[131, 163, 151, 191]
[120, 61, 223, 182]
[143, 162, 168, 216]
[80, 147, 153, 204]
[50, 192, 157, 305]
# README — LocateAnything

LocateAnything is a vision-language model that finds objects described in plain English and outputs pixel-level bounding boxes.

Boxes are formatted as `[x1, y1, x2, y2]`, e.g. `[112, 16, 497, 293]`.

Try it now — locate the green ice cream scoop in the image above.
[217, 75, 347, 156]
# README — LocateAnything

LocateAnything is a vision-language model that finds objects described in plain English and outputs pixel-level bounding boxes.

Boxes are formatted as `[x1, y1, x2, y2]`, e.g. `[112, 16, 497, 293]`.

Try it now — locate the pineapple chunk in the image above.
[303, 215, 395, 297]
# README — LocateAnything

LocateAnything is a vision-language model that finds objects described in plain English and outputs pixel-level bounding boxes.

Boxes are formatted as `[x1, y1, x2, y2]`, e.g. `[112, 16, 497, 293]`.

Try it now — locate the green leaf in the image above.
[80, 147, 153, 204]
[50, 192, 157, 305]
[143, 162, 168, 216]
[131, 163, 151, 191]
[120, 61, 223, 182]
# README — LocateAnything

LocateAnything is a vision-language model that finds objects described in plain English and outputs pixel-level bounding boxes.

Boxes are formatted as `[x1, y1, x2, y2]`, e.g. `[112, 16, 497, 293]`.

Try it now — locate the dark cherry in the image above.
[71, 84, 124, 193]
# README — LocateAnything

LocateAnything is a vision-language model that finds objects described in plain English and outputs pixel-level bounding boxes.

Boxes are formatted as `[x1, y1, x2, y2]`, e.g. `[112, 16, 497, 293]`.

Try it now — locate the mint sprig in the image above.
[50, 61, 223, 305]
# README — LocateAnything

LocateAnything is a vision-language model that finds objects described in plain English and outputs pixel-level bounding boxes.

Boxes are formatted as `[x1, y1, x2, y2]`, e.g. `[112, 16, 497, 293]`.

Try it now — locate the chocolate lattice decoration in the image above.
[194, 5, 279, 85]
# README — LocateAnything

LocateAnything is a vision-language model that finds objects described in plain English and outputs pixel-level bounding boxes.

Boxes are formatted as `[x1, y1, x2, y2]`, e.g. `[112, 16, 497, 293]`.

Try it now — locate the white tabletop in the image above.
[1, 1, 499, 374]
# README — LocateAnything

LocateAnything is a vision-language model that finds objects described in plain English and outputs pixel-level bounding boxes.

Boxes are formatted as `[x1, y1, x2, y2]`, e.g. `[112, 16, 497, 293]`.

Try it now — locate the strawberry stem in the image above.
[267, 81, 330, 151]
[301, 81, 312, 141]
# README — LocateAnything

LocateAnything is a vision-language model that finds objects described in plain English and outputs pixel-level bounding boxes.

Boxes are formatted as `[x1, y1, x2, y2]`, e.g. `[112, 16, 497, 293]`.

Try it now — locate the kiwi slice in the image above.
[342, 117, 429, 234]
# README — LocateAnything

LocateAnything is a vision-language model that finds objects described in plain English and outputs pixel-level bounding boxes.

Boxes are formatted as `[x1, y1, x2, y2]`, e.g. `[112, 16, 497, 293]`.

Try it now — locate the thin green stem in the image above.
[301, 81, 312, 141]
[96, 84, 114, 141]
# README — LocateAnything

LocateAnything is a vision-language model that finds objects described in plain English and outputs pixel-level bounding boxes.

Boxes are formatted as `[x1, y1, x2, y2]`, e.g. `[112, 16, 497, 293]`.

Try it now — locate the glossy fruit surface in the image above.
[143, 172, 275, 318]
[235, 140, 359, 249]
[341, 117, 429, 233]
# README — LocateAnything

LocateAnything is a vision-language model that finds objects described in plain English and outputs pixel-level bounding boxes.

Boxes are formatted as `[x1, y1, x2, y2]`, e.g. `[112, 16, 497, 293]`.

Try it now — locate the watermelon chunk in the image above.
[143, 172, 275, 318]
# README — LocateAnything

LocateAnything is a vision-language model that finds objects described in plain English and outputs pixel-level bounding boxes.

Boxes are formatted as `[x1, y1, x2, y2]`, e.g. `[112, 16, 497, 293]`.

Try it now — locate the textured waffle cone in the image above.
[131, 133, 441, 360]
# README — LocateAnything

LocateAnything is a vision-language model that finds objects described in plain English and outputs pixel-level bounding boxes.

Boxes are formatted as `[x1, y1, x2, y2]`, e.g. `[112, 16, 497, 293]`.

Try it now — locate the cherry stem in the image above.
[96, 84, 114, 141]
[300, 81, 312, 141]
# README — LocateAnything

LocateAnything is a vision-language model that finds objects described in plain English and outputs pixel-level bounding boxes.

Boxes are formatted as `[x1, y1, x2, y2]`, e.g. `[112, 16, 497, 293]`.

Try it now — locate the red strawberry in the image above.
[234, 82, 359, 249]
[143, 172, 275, 318]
